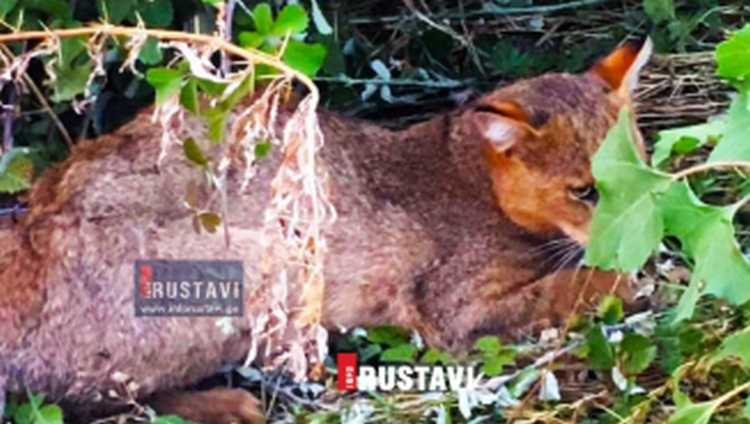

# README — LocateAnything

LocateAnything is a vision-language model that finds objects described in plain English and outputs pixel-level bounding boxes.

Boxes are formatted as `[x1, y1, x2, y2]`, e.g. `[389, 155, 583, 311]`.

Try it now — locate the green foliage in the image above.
[237, 3, 326, 77]
[5, 394, 63, 424]
[0, 148, 33, 194]
[473, 336, 516, 376]
[585, 108, 672, 272]
[716, 25, 750, 80]
[643, 0, 675, 23]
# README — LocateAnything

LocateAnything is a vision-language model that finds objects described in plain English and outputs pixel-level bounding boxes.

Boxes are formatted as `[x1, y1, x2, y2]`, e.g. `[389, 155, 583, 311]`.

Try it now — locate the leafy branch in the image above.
[0, 24, 320, 100]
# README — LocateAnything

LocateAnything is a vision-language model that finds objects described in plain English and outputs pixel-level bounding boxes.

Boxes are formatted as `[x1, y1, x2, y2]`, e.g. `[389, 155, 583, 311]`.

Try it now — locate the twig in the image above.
[0, 43, 75, 147]
[671, 161, 750, 181]
[348, 0, 612, 24]
[314, 75, 473, 88]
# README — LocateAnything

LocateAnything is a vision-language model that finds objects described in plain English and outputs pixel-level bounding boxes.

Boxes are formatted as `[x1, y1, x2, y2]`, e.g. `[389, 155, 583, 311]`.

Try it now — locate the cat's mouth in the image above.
[554, 220, 591, 247]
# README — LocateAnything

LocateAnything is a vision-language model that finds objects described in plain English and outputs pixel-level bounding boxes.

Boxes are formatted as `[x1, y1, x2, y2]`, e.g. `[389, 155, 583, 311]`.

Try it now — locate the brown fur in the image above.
[0, 43, 649, 423]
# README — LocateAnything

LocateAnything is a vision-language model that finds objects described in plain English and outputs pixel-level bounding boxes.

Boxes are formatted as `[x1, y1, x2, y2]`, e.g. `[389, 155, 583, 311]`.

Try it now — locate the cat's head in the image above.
[463, 41, 652, 245]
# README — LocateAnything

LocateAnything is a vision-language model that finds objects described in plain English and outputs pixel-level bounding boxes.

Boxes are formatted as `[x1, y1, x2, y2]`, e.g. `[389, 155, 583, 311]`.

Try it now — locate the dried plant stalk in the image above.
[0, 24, 335, 377]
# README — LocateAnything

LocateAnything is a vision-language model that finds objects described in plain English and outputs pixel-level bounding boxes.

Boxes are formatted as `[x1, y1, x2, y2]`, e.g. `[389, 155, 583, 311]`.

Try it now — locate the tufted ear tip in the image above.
[589, 38, 653, 97]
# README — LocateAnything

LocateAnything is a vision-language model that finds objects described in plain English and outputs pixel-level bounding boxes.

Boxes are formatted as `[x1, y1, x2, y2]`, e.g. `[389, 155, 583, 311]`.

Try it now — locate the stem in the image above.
[314, 75, 472, 88]
[716, 380, 750, 406]
[0, 25, 319, 104]
[348, 0, 610, 24]
[671, 161, 750, 181]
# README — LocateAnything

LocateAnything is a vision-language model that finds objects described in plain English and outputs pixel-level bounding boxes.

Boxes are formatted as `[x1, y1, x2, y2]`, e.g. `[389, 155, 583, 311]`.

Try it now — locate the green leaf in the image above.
[152, 415, 192, 424]
[203, 107, 228, 143]
[251, 3, 273, 35]
[183, 138, 208, 167]
[716, 25, 750, 80]
[597, 295, 624, 325]
[620, 333, 657, 375]
[146, 67, 184, 105]
[0, 0, 18, 17]
[420, 348, 454, 365]
[198, 212, 221, 233]
[136, 0, 173, 27]
[585, 107, 673, 271]
[201, 0, 222, 7]
[180, 79, 199, 115]
[661, 182, 750, 321]
[651, 119, 725, 167]
[643, 0, 675, 23]
[97, 0, 134, 24]
[138, 37, 163, 65]
[367, 325, 410, 347]
[282, 41, 327, 77]
[270, 4, 309, 37]
[667, 399, 719, 424]
[0, 148, 33, 194]
[474, 336, 502, 355]
[481, 351, 515, 376]
[586, 325, 615, 370]
[255, 142, 271, 159]
[745, 396, 750, 419]
[238, 31, 264, 49]
[708, 91, 750, 162]
[711, 327, 750, 368]
[51, 64, 91, 102]
[380, 344, 417, 363]
[36, 404, 63, 424]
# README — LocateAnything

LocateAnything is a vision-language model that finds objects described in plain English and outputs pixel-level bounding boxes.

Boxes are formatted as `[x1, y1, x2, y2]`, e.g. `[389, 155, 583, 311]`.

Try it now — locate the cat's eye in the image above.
[569, 185, 598, 204]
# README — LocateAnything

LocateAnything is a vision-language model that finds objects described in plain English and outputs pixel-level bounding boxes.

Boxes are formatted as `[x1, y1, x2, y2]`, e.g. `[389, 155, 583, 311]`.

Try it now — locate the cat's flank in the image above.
[0, 41, 651, 423]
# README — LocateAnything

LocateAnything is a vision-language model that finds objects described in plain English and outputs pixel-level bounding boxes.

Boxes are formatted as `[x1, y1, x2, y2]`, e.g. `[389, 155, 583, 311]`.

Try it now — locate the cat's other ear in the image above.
[589, 38, 653, 98]
[471, 100, 536, 153]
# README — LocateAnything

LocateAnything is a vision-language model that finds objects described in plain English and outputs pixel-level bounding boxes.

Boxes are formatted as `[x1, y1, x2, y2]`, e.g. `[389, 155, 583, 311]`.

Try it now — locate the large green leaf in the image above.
[585, 107, 673, 271]
[708, 90, 750, 162]
[270, 4, 309, 37]
[282, 41, 326, 77]
[251, 3, 273, 35]
[716, 24, 750, 80]
[661, 182, 750, 320]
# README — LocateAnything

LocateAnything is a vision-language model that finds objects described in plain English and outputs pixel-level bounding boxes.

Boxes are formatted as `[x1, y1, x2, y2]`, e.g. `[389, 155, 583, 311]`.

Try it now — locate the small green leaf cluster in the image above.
[3, 393, 63, 424]
[237, 3, 327, 77]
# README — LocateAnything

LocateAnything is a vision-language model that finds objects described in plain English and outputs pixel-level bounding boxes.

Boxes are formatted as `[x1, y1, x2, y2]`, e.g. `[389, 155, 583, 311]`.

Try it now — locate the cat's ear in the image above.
[472, 100, 535, 152]
[589, 38, 653, 98]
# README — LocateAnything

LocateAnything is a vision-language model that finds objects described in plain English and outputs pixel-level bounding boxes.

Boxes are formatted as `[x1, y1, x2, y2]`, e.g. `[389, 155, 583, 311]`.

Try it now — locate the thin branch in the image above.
[348, 0, 611, 24]
[314, 75, 473, 88]
[671, 161, 750, 181]
[0, 44, 74, 147]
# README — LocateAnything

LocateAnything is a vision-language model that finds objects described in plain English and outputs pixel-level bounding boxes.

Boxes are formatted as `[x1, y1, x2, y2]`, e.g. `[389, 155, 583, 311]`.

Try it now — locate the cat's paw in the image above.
[149, 387, 265, 424]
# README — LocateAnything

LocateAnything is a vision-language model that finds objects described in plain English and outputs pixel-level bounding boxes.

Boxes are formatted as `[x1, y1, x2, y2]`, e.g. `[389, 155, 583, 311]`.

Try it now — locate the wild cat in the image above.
[0, 40, 650, 423]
